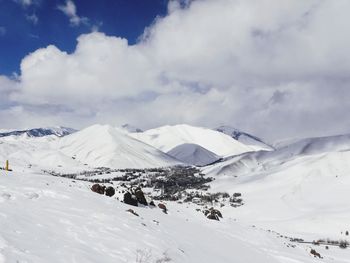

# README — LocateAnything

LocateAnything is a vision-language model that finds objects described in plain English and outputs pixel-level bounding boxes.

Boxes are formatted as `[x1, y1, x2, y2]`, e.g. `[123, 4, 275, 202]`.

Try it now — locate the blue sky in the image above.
[0, 0, 168, 76]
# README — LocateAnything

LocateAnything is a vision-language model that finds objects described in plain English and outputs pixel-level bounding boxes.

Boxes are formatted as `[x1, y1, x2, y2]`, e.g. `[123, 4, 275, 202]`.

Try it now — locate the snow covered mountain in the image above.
[130, 124, 255, 157]
[56, 124, 180, 169]
[204, 133, 350, 177]
[1, 126, 350, 262]
[0, 127, 76, 138]
[215, 125, 273, 151]
[167, 143, 220, 166]
[0, 125, 180, 171]
[202, 133, 350, 247]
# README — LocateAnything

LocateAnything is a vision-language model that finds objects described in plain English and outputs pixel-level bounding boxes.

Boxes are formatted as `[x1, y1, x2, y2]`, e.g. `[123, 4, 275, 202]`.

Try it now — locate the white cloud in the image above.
[2, 0, 350, 141]
[13, 0, 40, 8]
[0, 76, 19, 110]
[14, 0, 32, 7]
[26, 14, 38, 25]
[57, 0, 89, 27]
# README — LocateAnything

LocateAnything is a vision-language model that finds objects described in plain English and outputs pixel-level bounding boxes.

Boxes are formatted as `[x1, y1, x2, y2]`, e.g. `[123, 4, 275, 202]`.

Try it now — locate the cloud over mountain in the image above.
[2, 0, 350, 141]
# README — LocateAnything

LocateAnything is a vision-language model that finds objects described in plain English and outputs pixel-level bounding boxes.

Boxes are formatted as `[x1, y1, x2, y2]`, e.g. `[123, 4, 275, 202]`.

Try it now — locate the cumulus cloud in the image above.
[57, 0, 89, 27]
[2, 0, 350, 141]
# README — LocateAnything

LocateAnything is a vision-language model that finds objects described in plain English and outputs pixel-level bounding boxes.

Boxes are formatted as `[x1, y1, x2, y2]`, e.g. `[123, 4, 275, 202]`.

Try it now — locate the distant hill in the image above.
[215, 126, 273, 151]
[0, 127, 76, 138]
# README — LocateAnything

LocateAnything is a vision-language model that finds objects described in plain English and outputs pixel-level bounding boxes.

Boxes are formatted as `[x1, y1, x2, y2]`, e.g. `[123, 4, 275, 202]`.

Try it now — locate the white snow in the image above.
[215, 125, 274, 151]
[1, 170, 349, 263]
[131, 124, 254, 157]
[1, 126, 350, 262]
[0, 134, 82, 172]
[0, 124, 181, 171]
[56, 124, 181, 169]
[167, 143, 220, 166]
[203, 134, 350, 241]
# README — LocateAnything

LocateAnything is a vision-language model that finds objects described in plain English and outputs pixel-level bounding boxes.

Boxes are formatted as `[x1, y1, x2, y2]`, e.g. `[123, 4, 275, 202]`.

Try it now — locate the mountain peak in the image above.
[57, 124, 180, 169]
[215, 125, 274, 151]
[131, 124, 254, 157]
[0, 126, 77, 138]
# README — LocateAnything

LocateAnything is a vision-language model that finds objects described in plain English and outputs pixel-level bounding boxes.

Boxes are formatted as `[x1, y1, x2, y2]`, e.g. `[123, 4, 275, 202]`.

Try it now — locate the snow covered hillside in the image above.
[131, 124, 254, 157]
[1, 127, 350, 262]
[0, 125, 180, 171]
[1, 170, 349, 263]
[205, 133, 350, 177]
[203, 134, 350, 243]
[215, 125, 273, 151]
[56, 124, 180, 169]
[167, 143, 220, 166]
[0, 134, 82, 171]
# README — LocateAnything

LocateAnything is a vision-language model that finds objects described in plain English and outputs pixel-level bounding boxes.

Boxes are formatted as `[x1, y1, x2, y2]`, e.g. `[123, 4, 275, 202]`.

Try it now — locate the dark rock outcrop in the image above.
[158, 203, 167, 214]
[134, 187, 148, 206]
[105, 186, 115, 197]
[91, 184, 106, 195]
[126, 209, 139, 216]
[123, 192, 138, 206]
[310, 249, 321, 258]
[204, 207, 223, 221]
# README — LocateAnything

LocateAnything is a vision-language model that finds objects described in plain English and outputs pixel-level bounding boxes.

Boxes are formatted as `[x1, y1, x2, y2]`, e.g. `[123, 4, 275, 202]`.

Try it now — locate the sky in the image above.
[1, 0, 350, 142]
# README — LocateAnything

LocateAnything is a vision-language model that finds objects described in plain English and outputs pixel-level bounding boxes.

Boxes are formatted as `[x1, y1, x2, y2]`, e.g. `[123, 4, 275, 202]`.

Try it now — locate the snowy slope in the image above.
[215, 125, 274, 151]
[1, 170, 349, 263]
[205, 133, 350, 177]
[203, 134, 350, 241]
[131, 124, 254, 157]
[0, 134, 83, 172]
[206, 151, 350, 241]
[274, 134, 350, 156]
[167, 143, 220, 166]
[1, 129, 350, 262]
[56, 124, 180, 169]
[0, 125, 180, 171]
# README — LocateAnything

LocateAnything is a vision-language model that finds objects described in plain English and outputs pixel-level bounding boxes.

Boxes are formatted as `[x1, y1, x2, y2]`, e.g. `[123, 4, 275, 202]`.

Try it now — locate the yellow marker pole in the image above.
[5, 160, 9, 171]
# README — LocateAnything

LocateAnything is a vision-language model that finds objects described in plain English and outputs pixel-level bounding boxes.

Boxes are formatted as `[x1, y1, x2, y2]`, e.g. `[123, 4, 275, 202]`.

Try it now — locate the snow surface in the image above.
[56, 124, 180, 169]
[131, 124, 254, 157]
[1, 170, 349, 263]
[215, 125, 274, 151]
[167, 143, 220, 166]
[203, 134, 350, 241]
[0, 124, 180, 171]
[0, 134, 83, 172]
[1, 126, 350, 262]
